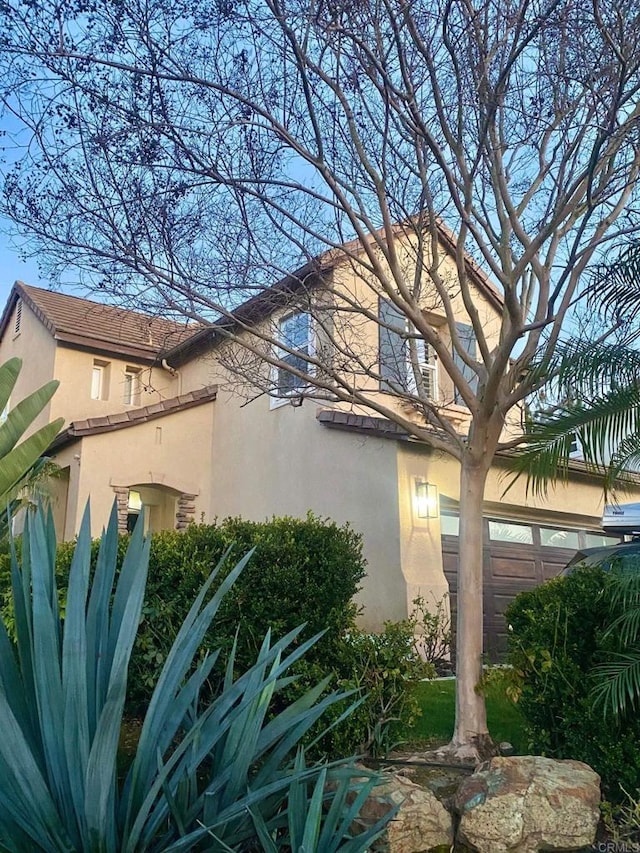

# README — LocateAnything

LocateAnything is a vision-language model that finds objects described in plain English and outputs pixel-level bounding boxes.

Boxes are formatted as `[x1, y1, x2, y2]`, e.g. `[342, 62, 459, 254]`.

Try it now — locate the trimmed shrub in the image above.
[8, 513, 430, 757]
[506, 566, 640, 801]
[333, 618, 435, 756]
[54, 514, 365, 705]
[0, 504, 395, 851]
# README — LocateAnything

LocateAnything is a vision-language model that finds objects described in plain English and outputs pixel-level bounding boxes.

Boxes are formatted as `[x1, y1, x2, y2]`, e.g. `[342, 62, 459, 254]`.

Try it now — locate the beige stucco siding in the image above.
[328, 240, 503, 423]
[0, 298, 183, 431]
[206, 385, 405, 627]
[394, 443, 628, 625]
[0, 301, 57, 431]
[424, 450, 610, 523]
[51, 401, 215, 538]
[50, 346, 180, 424]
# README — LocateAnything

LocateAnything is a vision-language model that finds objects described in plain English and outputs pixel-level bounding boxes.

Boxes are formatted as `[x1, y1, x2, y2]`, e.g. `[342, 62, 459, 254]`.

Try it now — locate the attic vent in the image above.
[14, 300, 22, 335]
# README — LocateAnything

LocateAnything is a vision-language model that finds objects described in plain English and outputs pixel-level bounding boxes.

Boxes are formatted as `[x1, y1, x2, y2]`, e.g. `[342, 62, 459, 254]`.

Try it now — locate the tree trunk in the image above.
[450, 454, 494, 761]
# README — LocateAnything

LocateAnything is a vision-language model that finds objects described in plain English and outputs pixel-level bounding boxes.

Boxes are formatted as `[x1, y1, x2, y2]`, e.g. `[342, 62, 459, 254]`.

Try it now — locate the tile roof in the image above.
[316, 409, 411, 439]
[163, 219, 504, 367]
[1, 283, 199, 362]
[50, 385, 217, 449]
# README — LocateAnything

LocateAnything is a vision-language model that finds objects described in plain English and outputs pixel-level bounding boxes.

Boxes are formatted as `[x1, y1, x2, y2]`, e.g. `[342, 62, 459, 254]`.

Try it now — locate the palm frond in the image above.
[509, 373, 640, 497]
[592, 650, 640, 719]
[587, 241, 640, 322]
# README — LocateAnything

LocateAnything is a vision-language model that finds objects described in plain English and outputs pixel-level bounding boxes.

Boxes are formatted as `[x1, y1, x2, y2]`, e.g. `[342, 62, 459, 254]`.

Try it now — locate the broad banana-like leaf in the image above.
[0, 358, 63, 512]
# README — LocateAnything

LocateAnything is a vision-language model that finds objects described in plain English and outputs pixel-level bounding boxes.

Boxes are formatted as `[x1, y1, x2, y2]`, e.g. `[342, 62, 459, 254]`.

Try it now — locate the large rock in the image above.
[355, 772, 454, 853]
[454, 755, 600, 853]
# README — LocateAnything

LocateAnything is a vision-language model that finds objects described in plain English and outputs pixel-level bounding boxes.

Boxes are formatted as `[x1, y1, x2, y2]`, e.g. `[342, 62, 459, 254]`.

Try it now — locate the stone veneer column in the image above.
[176, 494, 197, 529]
[112, 486, 130, 533]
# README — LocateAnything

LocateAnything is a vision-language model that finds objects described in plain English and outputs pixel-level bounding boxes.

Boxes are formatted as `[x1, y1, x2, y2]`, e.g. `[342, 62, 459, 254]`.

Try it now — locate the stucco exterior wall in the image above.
[0, 300, 57, 431]
[50, 401, 215, 538]
[394, 443, 621, 622]
[50, 346, 180, 424]
[327, 238, 503, 425]
[204, 381, 405, 627]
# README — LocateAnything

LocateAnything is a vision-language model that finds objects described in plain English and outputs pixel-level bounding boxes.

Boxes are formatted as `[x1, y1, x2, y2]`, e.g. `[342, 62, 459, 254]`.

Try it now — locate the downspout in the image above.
[161, 358, 182, 395]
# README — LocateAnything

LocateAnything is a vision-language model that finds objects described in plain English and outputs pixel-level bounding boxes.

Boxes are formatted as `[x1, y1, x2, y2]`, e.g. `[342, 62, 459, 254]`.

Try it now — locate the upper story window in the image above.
[91, 360, 110, 400]
[452, 321, 478, 403]
[123, 367, 142, 406]
[378, 298, 439, 399]
[274, 311, 313, 397]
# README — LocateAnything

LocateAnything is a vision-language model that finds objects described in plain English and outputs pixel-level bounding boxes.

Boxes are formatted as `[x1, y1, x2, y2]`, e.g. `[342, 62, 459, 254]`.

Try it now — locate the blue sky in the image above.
[0, 215, 52, 308]
[0, 107, 67, 308]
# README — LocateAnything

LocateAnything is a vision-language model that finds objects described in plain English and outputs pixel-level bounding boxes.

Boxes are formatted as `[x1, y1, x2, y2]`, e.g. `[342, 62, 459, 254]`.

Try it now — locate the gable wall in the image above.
[0, 299, 58, 433]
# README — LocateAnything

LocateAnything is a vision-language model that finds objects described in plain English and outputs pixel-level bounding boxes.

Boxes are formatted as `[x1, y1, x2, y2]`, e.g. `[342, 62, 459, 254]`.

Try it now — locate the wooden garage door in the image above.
[441, 515, 620, 661]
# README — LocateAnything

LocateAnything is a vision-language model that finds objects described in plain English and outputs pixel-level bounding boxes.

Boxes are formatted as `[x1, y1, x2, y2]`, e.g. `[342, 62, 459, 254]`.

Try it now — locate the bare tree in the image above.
[1, 0, 640, 758]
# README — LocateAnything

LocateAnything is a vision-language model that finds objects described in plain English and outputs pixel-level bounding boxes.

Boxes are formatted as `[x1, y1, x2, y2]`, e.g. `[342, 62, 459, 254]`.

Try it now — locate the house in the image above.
[0, 283, 216, 538]
[0, 239, 631, 658]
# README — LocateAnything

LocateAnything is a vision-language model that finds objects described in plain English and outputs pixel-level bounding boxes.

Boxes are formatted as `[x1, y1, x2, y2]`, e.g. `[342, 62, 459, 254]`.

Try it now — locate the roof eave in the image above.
[162, 222, 504, 367]
[55, 333, 161, 364]
[49, 385, 217, 451]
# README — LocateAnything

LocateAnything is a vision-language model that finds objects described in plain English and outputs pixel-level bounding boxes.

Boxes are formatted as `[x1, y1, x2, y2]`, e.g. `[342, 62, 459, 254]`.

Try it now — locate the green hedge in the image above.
[506, 567, 640, 801]
[33, 514, 429, 756]
[52, 515, 365, 706]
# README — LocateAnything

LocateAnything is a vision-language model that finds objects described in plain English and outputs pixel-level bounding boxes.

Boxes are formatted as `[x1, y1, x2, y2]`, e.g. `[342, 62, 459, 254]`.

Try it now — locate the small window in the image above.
[453, 321, 478, 403]
[91, 360, 110, 401]
[569, 434, 583, 459]
[488, 520, 534, 544]
[378, 298, 438, 399]
[540, 527, 580, 549]
[275, 311, 312, 396]
[14, 300, 22, 336]
[441, 514, 459, 536]
[584, 532, 621, 548]
[409, 335, 439, 399]
[123, 367, 141, 406]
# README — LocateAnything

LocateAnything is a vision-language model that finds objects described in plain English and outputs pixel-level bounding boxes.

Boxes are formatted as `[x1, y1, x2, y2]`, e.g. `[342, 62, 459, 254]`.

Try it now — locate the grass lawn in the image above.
[404, 678, 529, 754]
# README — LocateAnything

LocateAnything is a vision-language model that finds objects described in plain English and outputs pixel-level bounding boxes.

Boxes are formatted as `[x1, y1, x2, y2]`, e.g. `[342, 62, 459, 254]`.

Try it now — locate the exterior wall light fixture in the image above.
[415, 479, 439, 519]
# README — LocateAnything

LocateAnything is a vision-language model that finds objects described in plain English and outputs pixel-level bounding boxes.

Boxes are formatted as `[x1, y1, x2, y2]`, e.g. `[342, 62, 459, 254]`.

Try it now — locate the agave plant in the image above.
[0, 501, 393, 851]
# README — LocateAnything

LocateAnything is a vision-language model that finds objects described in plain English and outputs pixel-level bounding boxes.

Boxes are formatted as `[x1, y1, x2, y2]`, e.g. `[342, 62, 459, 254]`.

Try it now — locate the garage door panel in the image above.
[442, 519, 617, 661]
[541, 557, 571, 580]
[489, 556, 538, 580]
[489, 631, 510, 658]
[440, 518, 610, 663]
[489, 587, 537, 615]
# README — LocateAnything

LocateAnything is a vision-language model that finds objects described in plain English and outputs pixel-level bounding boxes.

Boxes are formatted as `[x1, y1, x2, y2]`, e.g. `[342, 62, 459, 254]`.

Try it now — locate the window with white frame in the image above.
[123, 367, 142, 406]
[91, 360, 110, 401]
[409, 336, 438, 399]
[274, 311, 313, 396]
